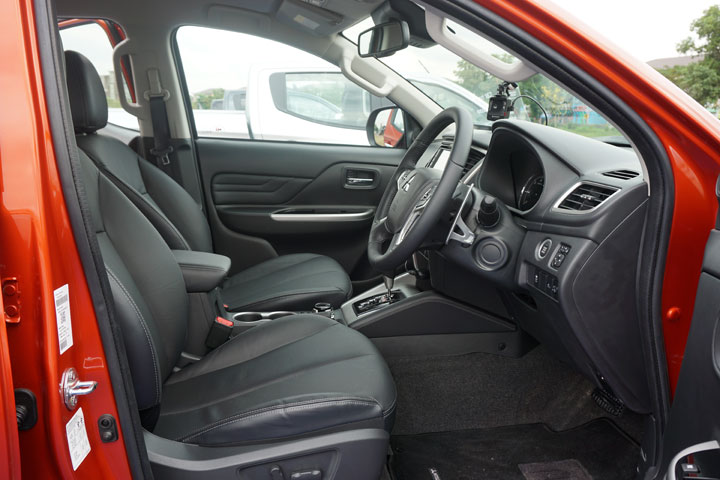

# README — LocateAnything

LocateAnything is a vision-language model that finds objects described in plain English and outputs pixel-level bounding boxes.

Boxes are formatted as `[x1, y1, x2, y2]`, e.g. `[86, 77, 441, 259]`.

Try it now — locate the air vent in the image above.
[439, 137, 485, 177]
[463, 148, 485, 176]
[602, 169, 639, 180]
[557, 183, 619, 212]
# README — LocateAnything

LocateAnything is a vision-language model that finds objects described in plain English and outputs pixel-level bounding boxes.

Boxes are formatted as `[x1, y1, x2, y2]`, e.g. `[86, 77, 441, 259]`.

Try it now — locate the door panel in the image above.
[196, 138, 404, 278]
[658, 229, 720, 479]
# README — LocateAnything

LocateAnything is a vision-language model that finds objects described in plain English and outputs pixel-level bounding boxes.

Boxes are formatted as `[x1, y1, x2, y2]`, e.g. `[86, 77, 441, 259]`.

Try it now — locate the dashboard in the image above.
[422, 120, 652, 414]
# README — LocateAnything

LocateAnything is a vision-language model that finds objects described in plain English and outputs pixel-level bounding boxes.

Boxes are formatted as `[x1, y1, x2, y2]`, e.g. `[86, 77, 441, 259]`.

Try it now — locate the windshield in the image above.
[344, 19, 622, 140]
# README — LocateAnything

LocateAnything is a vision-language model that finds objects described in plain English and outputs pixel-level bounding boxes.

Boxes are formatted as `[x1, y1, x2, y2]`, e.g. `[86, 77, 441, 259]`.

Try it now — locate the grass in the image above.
[553, 123, 622, 138]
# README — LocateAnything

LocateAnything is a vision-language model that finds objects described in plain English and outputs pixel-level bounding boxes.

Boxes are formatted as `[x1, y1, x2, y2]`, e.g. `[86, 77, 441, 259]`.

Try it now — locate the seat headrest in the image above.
[65, 50, 108, 134]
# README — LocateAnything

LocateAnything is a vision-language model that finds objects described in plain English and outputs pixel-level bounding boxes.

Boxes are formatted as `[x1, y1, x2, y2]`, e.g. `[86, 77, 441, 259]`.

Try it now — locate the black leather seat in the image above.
[65, 50, 352, 312]
[76, 146, 396, 448]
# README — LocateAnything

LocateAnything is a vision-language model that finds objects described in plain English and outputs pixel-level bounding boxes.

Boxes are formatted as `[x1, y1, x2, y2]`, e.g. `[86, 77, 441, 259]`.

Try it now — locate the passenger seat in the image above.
[65, 50, 352, 312]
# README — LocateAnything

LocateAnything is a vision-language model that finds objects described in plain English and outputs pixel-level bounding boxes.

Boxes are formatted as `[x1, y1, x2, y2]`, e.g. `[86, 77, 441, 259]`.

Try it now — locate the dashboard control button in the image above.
[558, 243, 571, 255]
[537, 239, 552, 259]
[526, 264, 559, 301]
[551, 253, 566, 268]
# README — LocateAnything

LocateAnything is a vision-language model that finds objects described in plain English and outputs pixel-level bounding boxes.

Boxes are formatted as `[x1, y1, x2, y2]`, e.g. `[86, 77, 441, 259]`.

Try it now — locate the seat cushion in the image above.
[221, 253, 352, 311]
[154, 315, 396, 446]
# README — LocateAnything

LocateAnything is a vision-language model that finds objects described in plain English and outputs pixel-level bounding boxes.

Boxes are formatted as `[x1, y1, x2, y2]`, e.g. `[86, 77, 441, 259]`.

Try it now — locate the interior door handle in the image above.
[347, 177, 374, 185]
[344, 168, 379, 189]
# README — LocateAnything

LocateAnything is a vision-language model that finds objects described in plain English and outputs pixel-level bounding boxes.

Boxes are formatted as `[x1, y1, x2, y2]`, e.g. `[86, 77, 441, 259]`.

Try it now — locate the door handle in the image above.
[347, 177, 374, 185]
[344, 168, 379, 189]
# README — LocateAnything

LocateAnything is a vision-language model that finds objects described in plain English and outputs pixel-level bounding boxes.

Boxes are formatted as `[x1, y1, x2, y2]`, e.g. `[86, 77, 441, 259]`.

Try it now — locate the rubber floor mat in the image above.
[390, 419, 638, 480]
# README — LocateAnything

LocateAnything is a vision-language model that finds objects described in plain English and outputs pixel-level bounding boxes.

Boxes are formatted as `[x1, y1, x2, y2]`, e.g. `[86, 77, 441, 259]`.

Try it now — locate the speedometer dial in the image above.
[518, 175, 544, 211]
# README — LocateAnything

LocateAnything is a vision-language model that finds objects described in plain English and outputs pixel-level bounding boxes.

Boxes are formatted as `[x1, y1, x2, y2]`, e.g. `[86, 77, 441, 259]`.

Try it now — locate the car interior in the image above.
[49, 0, 665, 478]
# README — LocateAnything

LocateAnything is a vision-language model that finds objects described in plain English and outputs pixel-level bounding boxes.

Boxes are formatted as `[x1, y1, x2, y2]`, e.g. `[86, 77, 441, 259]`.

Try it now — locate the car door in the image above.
[175, 26, 406, 283]
[657, 201, 720, 479]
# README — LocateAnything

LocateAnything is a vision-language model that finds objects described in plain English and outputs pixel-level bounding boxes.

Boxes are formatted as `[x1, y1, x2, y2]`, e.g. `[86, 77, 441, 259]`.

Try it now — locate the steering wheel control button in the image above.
[475, 238, 507, 270]
[537, 239, 552, 259]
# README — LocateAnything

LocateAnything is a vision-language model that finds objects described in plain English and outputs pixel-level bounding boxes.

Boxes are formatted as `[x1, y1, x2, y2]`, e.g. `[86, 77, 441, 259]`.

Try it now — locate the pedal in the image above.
[592, 387, 625, 416]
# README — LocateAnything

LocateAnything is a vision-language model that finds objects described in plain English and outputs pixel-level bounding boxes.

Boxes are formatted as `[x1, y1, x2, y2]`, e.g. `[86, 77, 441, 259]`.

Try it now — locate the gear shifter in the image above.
[383, 276, 394, 297]
[353, 276, 402, 316]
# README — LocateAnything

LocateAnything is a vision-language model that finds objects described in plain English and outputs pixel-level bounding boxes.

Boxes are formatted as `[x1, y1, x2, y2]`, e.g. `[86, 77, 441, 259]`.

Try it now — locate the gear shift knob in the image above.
[383, 275, 394, 295]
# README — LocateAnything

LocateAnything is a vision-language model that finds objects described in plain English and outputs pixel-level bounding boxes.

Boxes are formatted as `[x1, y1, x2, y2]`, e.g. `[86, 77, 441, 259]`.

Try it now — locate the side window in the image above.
[176, 26, 393, 146]
[59, 20, 138, 131]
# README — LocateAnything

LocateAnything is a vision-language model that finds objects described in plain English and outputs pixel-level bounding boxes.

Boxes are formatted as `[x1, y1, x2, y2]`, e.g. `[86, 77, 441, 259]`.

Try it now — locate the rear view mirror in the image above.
[358, 21, 410, 58]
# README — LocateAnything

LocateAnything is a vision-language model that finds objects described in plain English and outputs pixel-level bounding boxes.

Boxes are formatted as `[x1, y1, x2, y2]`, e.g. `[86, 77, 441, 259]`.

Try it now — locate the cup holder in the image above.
[233, 311, 296, 324]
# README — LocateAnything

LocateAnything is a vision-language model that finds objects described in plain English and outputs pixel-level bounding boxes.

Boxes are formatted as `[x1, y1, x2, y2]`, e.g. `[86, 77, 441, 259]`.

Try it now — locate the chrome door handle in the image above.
[60, 367, 98, 410]
[346, 177, 374, 185]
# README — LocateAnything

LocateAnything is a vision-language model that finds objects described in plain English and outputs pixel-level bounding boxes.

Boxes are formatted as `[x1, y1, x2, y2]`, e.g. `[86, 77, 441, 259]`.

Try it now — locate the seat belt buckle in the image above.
[205, 316, 233, 349]
[149, 146, 174, 165]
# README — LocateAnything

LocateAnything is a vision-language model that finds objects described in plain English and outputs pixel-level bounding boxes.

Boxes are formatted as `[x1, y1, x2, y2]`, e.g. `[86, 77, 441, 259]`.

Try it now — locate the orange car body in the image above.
[1, 0, 719, 477]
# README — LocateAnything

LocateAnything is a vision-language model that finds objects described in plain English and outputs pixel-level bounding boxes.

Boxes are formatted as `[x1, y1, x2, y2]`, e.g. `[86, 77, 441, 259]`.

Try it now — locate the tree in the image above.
[659, 5, 720, 108]
[192, 88, 225, 109]
[454, 59, 500, 98]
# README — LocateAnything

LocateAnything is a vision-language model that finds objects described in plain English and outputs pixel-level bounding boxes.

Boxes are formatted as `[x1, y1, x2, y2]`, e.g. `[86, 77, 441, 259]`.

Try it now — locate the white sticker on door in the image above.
[65, 407, 91, 471]
[54, 284, 73, 354]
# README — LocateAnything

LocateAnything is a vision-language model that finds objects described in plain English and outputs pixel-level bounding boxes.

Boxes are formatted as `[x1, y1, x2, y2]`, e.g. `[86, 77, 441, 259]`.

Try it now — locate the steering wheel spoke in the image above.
[367, 107, 473, 273]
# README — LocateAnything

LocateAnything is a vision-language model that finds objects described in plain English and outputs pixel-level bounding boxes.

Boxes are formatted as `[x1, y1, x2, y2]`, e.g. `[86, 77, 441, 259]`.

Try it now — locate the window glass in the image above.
[176, 26, 394, 145]
[60, 22, 138, 131]
[345, 18, 624, 140]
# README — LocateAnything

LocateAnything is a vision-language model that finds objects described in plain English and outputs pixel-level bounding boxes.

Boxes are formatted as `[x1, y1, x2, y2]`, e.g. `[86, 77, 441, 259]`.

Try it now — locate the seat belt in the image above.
[146, 69, 182, 183]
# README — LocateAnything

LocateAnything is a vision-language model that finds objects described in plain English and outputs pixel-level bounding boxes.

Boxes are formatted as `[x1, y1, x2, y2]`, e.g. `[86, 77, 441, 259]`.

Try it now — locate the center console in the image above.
[175, 247, 529, 362]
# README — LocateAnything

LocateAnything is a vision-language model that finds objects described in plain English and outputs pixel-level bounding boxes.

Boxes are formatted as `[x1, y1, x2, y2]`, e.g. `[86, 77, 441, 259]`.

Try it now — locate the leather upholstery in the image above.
[78, 151, 188, 410]
[221, 253, 352, 311]
[172, 250, 231, 293]
[157, 315, 395, 445]
[65, 51, 108, 133]
[75, 150, 396, 445]
[66, 50, 352, 311]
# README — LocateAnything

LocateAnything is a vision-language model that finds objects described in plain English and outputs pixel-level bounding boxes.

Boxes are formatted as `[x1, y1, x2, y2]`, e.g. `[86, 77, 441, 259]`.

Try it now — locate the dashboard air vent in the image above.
[602, 169, 639, 180]
[557, 183, 619, 212]
[463, 148, 485, 176]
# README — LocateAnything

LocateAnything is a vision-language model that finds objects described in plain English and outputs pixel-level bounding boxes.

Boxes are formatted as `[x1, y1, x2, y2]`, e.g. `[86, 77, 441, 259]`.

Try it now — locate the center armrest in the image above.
[172, 250, 231, 293]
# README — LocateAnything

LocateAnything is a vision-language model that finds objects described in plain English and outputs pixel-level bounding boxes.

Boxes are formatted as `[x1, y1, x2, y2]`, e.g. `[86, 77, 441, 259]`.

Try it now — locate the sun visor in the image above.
[276, 0, 347, 36]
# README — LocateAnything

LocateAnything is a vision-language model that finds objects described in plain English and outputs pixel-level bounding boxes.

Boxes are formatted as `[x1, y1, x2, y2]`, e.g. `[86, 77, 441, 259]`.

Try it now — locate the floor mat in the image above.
[390, 419, 639, 480]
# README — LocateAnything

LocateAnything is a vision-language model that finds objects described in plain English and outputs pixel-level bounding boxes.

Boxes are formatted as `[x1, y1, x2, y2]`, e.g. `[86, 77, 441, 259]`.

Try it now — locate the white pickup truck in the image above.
[109, 66, 489, 145]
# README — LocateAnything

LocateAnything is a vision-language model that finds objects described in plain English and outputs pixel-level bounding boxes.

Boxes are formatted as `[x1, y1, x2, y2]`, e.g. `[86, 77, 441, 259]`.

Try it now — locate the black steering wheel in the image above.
[368, 107, 473, 273]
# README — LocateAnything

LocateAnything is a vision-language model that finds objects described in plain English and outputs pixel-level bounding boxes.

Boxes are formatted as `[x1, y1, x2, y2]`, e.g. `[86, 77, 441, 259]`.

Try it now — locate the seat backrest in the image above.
[64, 51, 213, 253]
[77, 147, 189, 413]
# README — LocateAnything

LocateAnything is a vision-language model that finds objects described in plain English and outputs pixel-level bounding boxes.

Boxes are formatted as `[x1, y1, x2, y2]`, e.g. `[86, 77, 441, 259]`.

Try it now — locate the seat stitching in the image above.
[163, 351, 375, 414]
[83, 147, 192, 250]
[178, 397, 382, 442]
[165, 320, 337, 386]
[106, 267, 161, 405]
[227, 256, 336, 284]
[232, 288, 346, 311]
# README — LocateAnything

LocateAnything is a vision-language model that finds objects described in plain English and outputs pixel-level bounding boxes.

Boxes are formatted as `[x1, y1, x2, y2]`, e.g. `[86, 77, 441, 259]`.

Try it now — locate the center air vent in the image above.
[556, 183, 619, 212]
[602, 169, 639, 180]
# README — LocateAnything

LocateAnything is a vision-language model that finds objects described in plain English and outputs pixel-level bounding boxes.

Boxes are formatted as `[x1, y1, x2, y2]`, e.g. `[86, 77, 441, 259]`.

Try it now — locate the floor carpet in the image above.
[390, 419, 639, 480]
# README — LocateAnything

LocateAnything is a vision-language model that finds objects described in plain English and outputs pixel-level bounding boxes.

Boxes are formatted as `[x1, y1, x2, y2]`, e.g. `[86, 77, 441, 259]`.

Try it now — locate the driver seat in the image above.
[65, 50, 352, 312]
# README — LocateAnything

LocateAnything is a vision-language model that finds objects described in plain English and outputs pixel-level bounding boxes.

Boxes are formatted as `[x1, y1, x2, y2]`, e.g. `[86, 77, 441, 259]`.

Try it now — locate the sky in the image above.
[60, 1, 718, 95]
[550, 0, 713, 62]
